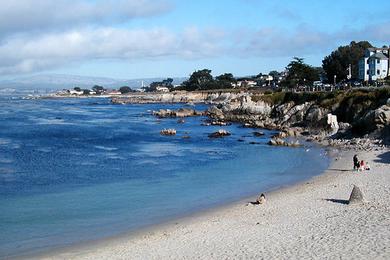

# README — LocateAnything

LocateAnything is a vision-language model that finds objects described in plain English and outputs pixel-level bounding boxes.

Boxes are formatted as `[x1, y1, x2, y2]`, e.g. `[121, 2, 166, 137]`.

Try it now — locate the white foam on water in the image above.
[0, 138, 11, 145]
[0, 158, 13, 163]
[0, 167, 15, 174]
[94, 146, 118, 151]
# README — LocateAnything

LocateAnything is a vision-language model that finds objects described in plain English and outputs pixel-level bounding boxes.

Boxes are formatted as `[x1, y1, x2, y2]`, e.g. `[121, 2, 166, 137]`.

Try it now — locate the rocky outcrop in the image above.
[160, 129, 176, 135]
[349, 185, 364, 205]
[112, 91, 245, 105]
[153, 108, 204, 118]
[268, 138, 301, 147]
[208, 129, 231, 138]
[327, 114, 339, 135]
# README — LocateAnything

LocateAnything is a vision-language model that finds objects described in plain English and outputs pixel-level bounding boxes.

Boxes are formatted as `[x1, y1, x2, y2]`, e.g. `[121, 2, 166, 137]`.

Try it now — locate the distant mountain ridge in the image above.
[0, 74, 187, 91]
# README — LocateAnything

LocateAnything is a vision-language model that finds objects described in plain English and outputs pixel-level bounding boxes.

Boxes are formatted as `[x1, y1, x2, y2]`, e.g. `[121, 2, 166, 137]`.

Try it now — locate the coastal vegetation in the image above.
[322, 41, 373, 83]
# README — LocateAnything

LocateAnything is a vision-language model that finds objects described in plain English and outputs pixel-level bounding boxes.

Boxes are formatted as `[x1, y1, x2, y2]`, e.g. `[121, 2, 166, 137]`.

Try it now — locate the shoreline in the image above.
[30, 147, 389, 259]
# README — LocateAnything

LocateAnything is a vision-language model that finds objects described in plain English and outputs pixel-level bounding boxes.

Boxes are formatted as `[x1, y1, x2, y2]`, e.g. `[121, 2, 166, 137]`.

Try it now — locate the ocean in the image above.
[0, 95, 330, 258]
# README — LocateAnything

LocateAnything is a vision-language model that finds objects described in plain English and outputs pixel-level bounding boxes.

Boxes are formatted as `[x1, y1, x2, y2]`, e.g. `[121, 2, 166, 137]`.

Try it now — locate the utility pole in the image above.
[347, 64, 352, 89]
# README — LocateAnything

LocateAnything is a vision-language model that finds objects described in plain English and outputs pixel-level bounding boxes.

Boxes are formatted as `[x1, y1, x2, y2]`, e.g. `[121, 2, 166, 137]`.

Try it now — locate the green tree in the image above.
[322, 41, 372, 83]
[181, 69, 214, 91]
[147, 78, 174, 92]
[92, 85, 105, 94]
[119, 86, 132, 94]
[268, 71, 280, 81]
[74, 87, 81, 91]
[215, 73, 236, 89]
[281, 57, 320, 89]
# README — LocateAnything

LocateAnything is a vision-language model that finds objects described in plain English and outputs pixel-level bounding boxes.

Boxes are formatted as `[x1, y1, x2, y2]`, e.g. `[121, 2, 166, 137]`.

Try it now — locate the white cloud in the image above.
[0, 0, 172, 36]
[236, 21, 390, 58]
[0, 27, 225, 74]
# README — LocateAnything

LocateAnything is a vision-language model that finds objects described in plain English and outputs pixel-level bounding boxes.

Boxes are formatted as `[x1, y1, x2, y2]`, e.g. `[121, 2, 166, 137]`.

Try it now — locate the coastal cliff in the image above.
[112, 88, 390, 145]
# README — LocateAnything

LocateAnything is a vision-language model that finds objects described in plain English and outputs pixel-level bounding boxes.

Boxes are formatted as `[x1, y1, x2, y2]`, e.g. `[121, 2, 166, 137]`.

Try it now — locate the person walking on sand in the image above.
[353, 154, 360, 170]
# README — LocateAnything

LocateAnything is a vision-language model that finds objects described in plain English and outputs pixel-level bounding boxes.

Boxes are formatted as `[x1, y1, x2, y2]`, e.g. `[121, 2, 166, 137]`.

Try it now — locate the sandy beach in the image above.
[35, 148, 390, 260]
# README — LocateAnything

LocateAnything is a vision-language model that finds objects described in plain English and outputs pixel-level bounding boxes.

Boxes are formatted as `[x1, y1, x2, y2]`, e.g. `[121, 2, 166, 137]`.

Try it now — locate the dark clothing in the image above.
[353, 155, 359, 169]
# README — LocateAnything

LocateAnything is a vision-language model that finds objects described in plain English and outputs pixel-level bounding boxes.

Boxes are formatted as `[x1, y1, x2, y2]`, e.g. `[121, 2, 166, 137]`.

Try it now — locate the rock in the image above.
[160, 129, 176, 136]
[338, 122, 352, 130]
[327, 113, 339, 135]
[208, 129, 231, 138]
[207, 106, 225, 120]
[211, 121, 230, 126]
[253, 131, 265, 137]
[268, 138, 301, 147]
[304, 106, 329, 126]
[154, 108, 203, 118]
[374, 105, 390, 126]
[348, 185, 364, 205]
[177, 118, 185, 124]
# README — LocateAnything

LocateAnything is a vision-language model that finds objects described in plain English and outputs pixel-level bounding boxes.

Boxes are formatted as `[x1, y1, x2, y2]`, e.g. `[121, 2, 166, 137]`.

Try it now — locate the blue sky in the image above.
[0, 0, 389, 80]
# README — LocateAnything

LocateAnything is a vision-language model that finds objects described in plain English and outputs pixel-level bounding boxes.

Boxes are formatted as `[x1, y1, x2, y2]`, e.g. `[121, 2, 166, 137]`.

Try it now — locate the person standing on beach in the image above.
[353, 154, 359, 170]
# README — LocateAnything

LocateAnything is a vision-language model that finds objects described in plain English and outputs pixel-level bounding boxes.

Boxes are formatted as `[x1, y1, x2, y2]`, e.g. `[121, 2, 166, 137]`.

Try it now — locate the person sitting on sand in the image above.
[365, 162, 371, 171]
[353, 154, 360, 170]
[359, 160, 366, 171]
[256, 193, 266, 204]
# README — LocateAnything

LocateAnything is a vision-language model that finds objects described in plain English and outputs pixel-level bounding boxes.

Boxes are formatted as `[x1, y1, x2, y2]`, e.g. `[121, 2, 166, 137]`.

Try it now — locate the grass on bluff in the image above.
[252, 87, 390, 110]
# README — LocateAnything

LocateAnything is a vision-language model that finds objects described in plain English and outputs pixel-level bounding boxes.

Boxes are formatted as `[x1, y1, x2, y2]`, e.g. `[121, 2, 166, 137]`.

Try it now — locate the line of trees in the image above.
[176, 70, 237, 91]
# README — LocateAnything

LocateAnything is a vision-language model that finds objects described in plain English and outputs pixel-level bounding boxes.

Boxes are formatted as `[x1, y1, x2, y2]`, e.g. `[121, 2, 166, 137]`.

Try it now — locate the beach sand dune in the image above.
[39, 149, 390, 260]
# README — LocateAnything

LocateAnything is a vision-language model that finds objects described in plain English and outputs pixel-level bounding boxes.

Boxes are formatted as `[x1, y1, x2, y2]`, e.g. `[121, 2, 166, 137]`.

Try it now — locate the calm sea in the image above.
[0, 94, 330, 258]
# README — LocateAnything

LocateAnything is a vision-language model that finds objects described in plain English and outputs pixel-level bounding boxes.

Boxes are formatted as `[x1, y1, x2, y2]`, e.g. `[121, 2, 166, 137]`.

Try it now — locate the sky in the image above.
[0, 0, 389, 80]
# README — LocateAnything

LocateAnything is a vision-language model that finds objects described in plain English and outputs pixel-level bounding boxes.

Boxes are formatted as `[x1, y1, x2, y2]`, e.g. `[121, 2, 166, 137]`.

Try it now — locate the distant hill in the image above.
[0, 74, 187, 93]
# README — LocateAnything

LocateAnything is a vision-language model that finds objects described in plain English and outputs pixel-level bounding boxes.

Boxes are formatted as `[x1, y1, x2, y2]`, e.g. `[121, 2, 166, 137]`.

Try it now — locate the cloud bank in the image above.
[0, 0, 388, 76]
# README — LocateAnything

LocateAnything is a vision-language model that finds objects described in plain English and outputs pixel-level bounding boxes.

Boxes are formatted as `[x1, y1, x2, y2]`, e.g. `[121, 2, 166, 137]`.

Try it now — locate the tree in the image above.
[74, 87, 81, 91]
[146, 78, 174, 92]
[215, 73, 236, 89]
[181, 69, 214, 91]
[92, 85, 105, 94]
[269, 71, 280, 80]
[322, 41, 372, 83]
[83, 89, 90, 95]
[281, 57, 320, 89]
[119, 86, 132, 94]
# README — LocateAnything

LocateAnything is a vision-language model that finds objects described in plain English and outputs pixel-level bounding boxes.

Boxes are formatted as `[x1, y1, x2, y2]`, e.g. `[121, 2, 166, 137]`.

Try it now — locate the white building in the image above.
[359, 47, 390, 81]
[156, 86, 170, 92]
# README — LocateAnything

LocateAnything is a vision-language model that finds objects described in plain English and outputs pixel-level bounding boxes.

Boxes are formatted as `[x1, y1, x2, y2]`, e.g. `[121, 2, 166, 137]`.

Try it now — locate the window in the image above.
[367, 60, 369, 64]
[377, 70, 380, 75]
[367, 70, 369, 74]
[377, 59, 380, 64]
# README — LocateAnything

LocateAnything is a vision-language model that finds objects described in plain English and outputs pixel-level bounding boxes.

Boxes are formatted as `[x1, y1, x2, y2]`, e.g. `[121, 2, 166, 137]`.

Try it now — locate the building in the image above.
[359, 47, 390, 81]
[156, 86, 170, 92]
[234, 79, 257, 88]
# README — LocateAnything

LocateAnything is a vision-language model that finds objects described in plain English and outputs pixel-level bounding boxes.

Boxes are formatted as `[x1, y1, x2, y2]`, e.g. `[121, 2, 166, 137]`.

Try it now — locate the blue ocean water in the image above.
[0, 95, 330, 258]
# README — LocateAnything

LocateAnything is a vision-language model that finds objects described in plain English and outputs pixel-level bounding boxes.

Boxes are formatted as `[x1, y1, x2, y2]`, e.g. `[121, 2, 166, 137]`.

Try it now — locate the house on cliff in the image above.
[359, 47, 390, 81]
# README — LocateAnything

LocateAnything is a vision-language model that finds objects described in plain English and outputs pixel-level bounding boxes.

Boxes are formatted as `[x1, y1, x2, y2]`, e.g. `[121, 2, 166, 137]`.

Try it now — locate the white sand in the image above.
[38, 148, 390, 260]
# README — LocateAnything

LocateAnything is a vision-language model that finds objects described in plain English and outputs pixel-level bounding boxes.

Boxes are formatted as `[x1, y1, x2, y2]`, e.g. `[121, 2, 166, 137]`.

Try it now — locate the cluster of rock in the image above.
[268, 138, 301, 147]
[206, 91, 390, 147]
[112, 89, 390, 148]
[201, 120, 231, 126]
[316, 137, 385, 151]
[160, 129, 176, 136]
[208, 129, 231, 138]
[111, 91, 244, 105]
[153, 108, 204, 118]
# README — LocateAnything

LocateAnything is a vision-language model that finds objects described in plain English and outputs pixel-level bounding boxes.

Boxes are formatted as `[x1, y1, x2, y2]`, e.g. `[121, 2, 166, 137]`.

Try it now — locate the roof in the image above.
[369, 52, 388, 60]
